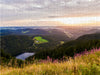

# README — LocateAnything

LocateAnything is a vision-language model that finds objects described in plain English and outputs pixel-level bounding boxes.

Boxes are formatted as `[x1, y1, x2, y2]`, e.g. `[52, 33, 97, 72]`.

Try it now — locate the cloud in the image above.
[0, 0, 100, 23]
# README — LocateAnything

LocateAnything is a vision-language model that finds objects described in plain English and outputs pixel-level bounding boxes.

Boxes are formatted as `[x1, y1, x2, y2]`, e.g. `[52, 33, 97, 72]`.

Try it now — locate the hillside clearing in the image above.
[33, 36, 48, 44]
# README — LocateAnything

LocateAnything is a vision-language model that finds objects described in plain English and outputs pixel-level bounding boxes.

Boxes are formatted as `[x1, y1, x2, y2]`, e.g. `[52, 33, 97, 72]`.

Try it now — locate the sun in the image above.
[53, 16, 100, 26]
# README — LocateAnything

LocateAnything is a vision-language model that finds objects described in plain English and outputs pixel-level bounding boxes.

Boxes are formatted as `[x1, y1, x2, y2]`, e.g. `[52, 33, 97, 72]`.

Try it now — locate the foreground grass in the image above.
[0, 49, 100, 75]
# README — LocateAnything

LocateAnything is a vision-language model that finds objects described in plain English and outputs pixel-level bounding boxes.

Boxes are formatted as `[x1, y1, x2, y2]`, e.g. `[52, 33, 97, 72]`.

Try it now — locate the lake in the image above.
[16, 52, 35, 60]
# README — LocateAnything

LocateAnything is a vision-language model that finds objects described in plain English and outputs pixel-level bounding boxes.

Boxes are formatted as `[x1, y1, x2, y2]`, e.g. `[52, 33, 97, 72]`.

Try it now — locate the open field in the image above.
[33, 36, 48, 44]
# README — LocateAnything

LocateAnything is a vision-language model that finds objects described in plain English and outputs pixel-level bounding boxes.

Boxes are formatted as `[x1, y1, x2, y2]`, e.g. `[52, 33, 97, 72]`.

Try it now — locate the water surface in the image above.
[16, 52, 35, 60]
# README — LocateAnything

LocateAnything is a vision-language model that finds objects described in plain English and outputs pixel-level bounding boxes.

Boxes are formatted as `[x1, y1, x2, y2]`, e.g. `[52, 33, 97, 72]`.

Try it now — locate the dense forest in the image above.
[1, 33, 70, 56]
[29, 33, 100, 60]
[0, 49, 24, 67]
[32, 40, 100, 59]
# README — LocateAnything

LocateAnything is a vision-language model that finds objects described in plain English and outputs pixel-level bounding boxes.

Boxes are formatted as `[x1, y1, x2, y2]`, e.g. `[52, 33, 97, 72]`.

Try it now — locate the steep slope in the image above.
[1, 35, 34, 56]
[33, 33, 100, 59]
[77, 33, 100, 40]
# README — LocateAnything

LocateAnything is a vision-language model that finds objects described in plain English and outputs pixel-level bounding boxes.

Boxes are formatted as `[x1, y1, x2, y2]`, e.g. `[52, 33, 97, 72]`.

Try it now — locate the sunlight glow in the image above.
[53, 17, 100, 25]
[1, 16, 100, 26]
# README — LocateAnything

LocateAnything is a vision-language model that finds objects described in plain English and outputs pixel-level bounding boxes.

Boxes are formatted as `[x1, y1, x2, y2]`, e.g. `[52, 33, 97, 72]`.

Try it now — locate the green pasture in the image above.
[33, 36, 48, 44]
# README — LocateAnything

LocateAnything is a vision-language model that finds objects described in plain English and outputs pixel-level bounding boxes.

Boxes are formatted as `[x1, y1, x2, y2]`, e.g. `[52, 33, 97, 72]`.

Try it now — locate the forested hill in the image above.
[1, 35, 34, 56]
[77, 33, 100, 40]
[1, 33, 70, 56]
[32, 33, 100, 60]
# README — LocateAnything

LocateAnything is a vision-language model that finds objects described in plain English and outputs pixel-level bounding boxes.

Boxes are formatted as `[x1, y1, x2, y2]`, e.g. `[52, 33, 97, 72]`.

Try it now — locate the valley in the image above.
[0, 26, 100, 75]
[1, 26, 100, 59]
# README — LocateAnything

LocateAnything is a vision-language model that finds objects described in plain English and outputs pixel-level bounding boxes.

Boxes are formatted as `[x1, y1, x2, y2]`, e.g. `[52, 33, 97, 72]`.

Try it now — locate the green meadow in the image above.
[33, 36, 48, 44]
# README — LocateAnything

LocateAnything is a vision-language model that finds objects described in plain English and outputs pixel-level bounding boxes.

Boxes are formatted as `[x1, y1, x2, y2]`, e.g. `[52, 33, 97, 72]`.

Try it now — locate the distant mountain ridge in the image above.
[0, 28, 50, 36]
[0, 27, 68, 36]
[58, 26, 100, 39]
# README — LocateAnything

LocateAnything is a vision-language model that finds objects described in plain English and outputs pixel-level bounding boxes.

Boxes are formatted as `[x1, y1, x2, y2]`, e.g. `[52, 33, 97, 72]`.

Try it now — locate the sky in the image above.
[0, 0, 100, 26]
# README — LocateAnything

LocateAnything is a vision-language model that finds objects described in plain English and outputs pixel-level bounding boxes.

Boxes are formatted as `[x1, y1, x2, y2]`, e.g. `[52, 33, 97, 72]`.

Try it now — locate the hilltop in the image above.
[1, 48, 100, 75]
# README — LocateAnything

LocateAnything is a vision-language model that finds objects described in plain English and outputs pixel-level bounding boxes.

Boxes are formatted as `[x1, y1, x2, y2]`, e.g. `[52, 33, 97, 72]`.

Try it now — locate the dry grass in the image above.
[0, 49, 100, 75]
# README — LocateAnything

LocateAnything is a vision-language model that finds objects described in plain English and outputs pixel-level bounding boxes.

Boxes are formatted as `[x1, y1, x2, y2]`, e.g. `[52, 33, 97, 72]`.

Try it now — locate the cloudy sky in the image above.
[0, 0, 100, 26]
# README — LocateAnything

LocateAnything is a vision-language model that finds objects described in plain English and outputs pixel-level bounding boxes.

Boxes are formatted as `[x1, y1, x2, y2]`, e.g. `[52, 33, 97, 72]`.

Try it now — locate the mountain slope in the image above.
[1, 32, 70, 56]
[77, 33, 100, 40]
[1, 35, 34, 56]
[33, 33, 100, 59]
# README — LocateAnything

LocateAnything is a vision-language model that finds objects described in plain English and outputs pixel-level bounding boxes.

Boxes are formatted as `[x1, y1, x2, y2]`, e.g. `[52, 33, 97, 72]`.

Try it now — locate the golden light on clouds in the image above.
[1, 0, 100, 27]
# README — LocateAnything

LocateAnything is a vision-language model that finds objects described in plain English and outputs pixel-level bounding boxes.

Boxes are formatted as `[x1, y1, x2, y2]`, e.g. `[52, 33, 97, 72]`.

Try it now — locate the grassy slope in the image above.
[33, 36, 48, 44]
[0, 49, 100, 75]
